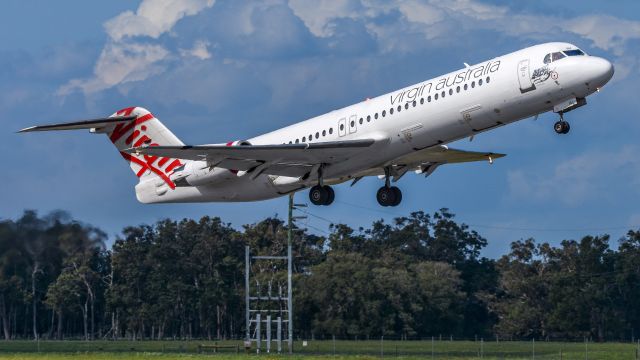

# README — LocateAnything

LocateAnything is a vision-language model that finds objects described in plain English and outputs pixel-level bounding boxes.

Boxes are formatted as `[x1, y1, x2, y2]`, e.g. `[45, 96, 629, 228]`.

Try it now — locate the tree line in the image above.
[0, 209, 638, 341]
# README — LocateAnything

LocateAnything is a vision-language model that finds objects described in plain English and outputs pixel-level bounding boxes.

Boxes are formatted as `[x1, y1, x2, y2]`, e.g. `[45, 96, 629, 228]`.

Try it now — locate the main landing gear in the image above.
[309, 164, 335, 206]
[309, 184, 334, 206]
[377, 186, 402, 207]
[376, 167, 402, 207]
[554, 112, 570, 134]
[307, 165, 402, 207]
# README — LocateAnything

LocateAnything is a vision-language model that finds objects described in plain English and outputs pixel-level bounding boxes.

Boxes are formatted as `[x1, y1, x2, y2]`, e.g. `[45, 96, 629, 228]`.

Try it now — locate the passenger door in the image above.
[338, 117, 347, 137]
[517, 59, 536, 93]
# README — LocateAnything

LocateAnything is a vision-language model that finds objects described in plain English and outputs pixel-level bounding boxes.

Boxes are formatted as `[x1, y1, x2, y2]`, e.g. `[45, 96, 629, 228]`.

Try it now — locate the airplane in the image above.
[20, 42, 614, 207]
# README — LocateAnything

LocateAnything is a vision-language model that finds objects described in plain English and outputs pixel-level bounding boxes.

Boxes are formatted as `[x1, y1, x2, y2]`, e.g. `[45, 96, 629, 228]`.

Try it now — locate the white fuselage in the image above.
[135, 42, 613, 203]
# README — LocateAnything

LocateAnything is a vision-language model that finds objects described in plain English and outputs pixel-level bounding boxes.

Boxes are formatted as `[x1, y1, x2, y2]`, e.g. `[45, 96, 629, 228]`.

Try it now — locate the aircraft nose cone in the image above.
[591, 57, 614, 86]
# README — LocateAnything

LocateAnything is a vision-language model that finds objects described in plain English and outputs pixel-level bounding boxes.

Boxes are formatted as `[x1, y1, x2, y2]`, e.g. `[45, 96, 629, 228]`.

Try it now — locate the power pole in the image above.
[288, 193, 294, 354]
[245, 193, 304, 355]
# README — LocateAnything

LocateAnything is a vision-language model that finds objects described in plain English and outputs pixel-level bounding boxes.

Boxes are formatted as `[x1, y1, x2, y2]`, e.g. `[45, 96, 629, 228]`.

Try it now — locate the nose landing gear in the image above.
[554, 113, 570, 134]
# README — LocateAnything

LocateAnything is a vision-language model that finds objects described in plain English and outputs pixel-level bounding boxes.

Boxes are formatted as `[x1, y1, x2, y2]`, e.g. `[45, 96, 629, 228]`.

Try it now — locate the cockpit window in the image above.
[563, 49, 585, 56]
[543, 54, 551, 64]
[551, 52, 566, 61]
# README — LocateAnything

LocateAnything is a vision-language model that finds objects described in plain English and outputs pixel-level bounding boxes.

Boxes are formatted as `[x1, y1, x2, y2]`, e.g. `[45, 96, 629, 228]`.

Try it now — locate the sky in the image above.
[3, 0, 640, 258]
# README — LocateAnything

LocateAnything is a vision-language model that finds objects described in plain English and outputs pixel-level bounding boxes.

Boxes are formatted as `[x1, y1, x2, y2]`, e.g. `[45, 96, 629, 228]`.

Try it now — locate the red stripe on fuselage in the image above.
[120, 151, 176, 190]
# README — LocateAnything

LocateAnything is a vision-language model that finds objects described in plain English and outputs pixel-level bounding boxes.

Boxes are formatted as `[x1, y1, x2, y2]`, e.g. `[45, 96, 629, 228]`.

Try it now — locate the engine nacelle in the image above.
[172, 140, 252, 187]
[226, 140, 252, 147]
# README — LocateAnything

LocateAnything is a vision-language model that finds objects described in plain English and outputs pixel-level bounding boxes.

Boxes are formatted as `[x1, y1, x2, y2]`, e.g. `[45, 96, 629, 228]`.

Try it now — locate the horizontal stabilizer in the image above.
[17, 115, 137, 133]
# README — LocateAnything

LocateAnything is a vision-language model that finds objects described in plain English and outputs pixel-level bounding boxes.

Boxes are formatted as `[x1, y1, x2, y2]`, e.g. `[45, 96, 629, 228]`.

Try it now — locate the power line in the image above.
[298, 209, 336, 225]
[337, 200, 639, 234]
[467, 224, 638, 233]
[304, 223, 331, 236]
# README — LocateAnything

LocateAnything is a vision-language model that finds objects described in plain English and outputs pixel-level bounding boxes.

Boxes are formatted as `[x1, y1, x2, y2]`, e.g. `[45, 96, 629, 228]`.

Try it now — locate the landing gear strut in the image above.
[554, 113, 570, 134]
[376, 167, 402, 207]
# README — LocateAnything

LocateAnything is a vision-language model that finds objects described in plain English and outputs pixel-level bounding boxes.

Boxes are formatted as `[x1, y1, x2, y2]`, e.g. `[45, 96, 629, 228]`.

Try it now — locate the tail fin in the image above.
[19, 106, 187, 190]
[105, 107, 186, 189]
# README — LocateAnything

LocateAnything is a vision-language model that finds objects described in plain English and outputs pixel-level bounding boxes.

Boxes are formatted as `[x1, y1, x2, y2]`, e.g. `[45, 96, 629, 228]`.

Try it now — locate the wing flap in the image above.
[349, 145, 505, 181]
[393, 145, 505, 166]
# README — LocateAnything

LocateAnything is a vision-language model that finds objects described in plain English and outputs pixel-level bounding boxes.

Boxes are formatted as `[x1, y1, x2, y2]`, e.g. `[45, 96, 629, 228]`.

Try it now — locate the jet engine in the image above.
[172, 140, 252, 187]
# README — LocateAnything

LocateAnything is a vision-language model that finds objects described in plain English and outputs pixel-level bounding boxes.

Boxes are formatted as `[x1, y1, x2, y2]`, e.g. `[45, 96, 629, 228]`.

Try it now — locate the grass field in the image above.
[0, 340, 638, 359]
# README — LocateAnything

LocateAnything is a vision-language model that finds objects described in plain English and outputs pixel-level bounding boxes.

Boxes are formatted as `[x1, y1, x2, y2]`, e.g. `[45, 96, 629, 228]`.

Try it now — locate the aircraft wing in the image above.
[394, 145, 505, 165]
[351, 145, 505, 182]
[125, 139, 376, 178]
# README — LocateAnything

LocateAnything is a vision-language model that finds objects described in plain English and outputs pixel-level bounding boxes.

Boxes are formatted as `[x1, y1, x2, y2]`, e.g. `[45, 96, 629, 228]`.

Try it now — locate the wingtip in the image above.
[17, 126, 37, 133]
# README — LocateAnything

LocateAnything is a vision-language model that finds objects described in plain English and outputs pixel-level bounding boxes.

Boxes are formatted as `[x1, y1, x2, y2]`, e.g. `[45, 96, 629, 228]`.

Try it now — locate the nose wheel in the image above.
[309, 185, 334, 206]
[554, 113, 570, 134]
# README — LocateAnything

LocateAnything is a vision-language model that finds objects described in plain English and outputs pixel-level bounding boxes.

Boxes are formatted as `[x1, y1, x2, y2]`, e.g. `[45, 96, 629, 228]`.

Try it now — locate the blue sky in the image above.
[3, 0, 640, 257]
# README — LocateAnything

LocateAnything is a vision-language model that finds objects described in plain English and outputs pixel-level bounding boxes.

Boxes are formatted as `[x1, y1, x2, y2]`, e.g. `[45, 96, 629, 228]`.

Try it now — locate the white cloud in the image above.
[564, 15, 640, 56]
[507, 146, 640, 206]
[105, 0, 216, 41]
[180, 40, 212, 60]
[289, 0, 640, 59]
[59, 0, 640, 97]
[288, 0, 362, 37]
[59, 0, 215, 95]
[58, 42, 169, 95]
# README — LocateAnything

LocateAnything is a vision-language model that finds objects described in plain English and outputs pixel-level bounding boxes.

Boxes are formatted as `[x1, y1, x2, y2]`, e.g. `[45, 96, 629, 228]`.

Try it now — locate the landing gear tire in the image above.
[390, 186, 402, 206]
[323, 185, 335, 206]
[377, 186, 402, 207]
[309, 185, 334, 206]
[554, 121, 569, 134]
[554, 111, 570, 134]
[554, 120, 570, 134]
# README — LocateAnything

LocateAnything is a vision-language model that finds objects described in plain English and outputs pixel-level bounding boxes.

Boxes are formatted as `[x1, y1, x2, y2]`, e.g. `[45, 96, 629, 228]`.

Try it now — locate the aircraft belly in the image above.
[136, 174, 283, 203]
